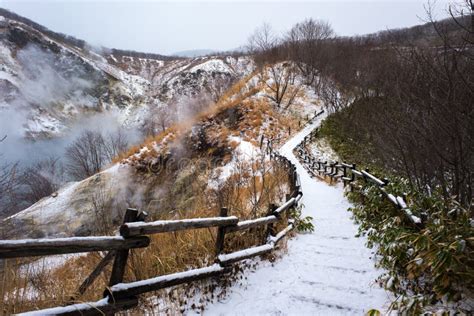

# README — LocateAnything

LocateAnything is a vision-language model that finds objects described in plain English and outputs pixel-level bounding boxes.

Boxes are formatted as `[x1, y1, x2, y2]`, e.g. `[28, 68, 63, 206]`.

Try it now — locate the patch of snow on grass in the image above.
[209, 136, 260, 189]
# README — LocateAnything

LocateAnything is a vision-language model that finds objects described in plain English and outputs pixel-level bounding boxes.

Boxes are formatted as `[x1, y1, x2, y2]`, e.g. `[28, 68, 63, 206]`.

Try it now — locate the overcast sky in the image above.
[0, 0, 451, 55]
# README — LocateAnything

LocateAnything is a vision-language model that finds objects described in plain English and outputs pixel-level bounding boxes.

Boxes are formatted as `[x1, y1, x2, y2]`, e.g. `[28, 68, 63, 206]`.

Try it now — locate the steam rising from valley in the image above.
[0, 44, 138, 164]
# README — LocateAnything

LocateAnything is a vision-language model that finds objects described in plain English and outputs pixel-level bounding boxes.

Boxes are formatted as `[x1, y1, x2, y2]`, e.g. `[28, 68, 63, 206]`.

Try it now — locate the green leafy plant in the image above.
[347, 178, 473, 313]
[290, 204, 315, 233]
[366, 309, 381, 316]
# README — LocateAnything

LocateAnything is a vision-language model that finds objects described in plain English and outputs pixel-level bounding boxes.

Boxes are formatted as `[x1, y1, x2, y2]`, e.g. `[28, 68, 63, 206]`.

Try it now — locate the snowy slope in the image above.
[202, 119, 392, 315]
[0, 11, 255, 139]
[2, 164, 133, 238]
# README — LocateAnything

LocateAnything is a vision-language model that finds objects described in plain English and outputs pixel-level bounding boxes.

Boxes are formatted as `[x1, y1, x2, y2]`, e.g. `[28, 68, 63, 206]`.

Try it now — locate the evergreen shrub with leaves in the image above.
[348, 178, 473, 313]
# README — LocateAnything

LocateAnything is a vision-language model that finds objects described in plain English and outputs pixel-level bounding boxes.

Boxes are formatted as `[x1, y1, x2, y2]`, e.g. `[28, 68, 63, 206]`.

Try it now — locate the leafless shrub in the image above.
[142, 105, 176, 137]
[315, 2, 474, 208]
[65, 129, 129, 180]
[91, 186, 115, 235]
[247, 23, 282, 66]
[18, 157, 64, 206]
[285, 18, 334, 86]
[262, 63, 299, 109]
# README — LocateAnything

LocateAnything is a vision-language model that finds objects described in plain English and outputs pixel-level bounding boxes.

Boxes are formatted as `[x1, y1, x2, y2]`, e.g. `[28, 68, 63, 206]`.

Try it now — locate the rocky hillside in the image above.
[0, 9, 254, 140]
[1, 62, 322, 239]
[0, 9, 322, 239]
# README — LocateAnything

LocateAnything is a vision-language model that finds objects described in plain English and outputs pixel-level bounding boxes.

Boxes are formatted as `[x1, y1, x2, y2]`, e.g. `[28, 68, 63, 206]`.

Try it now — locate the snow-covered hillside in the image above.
[109, 53, 254, 103]
[1, 60, 322, 239]
[0, 11, 255, 140]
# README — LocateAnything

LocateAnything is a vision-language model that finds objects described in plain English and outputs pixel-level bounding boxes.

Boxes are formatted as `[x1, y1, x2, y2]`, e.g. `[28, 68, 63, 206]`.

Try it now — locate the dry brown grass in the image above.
[1, 63, 308, 314]
[0, 156, 292, 314]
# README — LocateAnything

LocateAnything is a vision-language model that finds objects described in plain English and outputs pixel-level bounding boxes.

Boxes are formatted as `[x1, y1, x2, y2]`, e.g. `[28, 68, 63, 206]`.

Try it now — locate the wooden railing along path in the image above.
[294, 126, 425, 229]
[0, 143, 303, 315]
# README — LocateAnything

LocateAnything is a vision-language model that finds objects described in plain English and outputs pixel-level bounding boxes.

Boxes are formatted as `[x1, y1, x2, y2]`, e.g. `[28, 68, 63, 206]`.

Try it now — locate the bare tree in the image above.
[142, 105, 176, 137]
[0, 136, 21, 218]
[104, 128, 129, 160]
[247, 23, 282, 65]
[285, 19, 334, 86]
[18, 157, 64, 205]
[65, 129, 130, 180]
[317, 1, 474, 208]
[66, 129, 131, 180]
[247, 23, 279, 54]
[262, 63, 299, 109]
[65, 130, 106, 180]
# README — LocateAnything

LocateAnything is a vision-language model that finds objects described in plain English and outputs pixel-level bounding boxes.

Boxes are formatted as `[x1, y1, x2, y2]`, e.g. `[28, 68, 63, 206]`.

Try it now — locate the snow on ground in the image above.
[189, 59, 231, 73]
[209, 136, 261, 189]
[308, 137, 339, 163]
[202, 118, 392, 315]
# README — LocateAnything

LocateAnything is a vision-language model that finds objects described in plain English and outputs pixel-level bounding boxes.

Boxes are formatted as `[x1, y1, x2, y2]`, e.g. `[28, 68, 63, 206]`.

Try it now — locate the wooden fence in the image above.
[294, 126, 425, 229]
[0, 144, 302, 315]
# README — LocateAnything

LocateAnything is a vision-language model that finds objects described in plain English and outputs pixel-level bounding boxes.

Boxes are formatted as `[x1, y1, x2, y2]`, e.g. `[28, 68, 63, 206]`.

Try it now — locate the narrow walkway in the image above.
[203, 119, 392, 315]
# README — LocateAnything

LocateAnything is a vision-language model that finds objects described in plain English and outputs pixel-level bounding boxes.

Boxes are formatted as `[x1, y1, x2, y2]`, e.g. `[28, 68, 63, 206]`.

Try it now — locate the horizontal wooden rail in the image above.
[269, 223, 294, 245]
[217, 244, 274, 266]
[0, 236, 150, 259]
[361, 170, 386, 186]
[274, 197, 296, 216]
[351, 169, 363, 177]
[120, 216, 239, 237]
[225, 215, 278, 233]
[108, 264, 226, 300]
[18, 297, 138, 316]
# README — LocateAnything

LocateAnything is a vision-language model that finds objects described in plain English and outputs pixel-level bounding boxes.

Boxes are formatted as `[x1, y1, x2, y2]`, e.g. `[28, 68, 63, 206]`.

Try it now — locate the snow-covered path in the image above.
[203, 119, 391, 315]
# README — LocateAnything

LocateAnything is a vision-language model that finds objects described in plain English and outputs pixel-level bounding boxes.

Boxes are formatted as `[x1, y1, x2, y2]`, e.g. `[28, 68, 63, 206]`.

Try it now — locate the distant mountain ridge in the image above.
[172, 49, 218, 57]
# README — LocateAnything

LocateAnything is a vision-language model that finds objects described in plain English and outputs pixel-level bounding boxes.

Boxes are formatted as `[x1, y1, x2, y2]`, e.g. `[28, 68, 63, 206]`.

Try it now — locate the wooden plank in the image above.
[108, 264, 226, 300]
[352, 169, 363, 177]
[120, 216, 239, 237]
[396, 196, 408, 209]
[0, 236, 149, 259]
[109, 208, 139, 287]
[225, 215, 278, 233]
[214, 208, 228, 255]
[263, 204, 278, 243]
[75, 251, 115, 297]
[361, 170, 385, 186]
[274, 197, 296, 216]
[269, 224, 294, 245]
[217, 244, 274, 266]
[17, 296, 138, 316]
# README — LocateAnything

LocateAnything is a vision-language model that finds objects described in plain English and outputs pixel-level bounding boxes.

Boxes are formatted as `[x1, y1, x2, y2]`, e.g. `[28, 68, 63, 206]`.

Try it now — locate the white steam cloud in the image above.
[0, 44, 138, 166]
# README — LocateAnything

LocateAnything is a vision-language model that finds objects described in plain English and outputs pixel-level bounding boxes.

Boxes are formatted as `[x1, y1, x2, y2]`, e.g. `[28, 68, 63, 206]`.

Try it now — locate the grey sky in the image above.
[0, 0, 451, 55]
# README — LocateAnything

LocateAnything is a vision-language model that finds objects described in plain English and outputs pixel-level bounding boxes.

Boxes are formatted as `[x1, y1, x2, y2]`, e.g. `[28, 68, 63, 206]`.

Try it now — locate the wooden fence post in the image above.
[342, 164, 347, 187]
[73, 251, 116, 301]
[263, 204, 278, 243]
[215, 207, 228, 256]
[108, 208, 139, 287]
[350, 164, 356, 192]
[285, 194, 292, 220]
